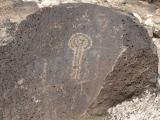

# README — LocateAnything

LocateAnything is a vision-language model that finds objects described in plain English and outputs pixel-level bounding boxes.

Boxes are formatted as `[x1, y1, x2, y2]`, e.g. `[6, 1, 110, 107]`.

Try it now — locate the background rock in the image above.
[0, 0, 39, 47]
[0, 3, 158, 120]
[108, 90, 160, 120]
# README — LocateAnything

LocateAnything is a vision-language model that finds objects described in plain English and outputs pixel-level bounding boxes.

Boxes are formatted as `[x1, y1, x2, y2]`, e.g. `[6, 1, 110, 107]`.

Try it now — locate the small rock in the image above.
[144, 18, 155, 26]
[152, 38, 160, 48]
[146, 26, 154, 37]
[141, 0, 154, 3]
[0, 0, 39, 23]
[152, 15, 160, 24]
[132, 12, 143, 23]
[0, 18, 15, 46]
[0, 0, 23, 7]
[155, 8, 160, 15]
[107, 0, 127, 5]
[157, 30, 160, 37]
[153, 29, 160, 38]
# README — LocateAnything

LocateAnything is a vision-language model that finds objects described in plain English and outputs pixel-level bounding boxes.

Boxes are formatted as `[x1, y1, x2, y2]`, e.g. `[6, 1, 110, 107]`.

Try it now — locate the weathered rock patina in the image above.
[0, 3, 158, 120]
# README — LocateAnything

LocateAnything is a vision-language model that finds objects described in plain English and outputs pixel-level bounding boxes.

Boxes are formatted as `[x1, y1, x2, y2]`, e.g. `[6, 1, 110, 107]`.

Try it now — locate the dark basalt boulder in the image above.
[0, 3, 158, 120]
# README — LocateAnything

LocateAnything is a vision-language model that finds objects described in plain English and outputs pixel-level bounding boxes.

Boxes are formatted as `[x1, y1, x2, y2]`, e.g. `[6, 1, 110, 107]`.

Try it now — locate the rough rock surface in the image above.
[0, 3, 158, 120]
[0, 0, 39, 47]
[107, 90, 160, 120]
[0, 0, 38, 23]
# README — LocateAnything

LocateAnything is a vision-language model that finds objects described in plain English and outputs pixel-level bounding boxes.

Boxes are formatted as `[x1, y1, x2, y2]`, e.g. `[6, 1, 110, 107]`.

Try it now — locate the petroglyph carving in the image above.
[40, 59, 48, 93]
[68, 33, 92, 80]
